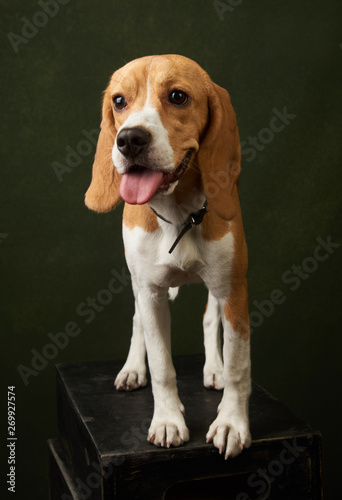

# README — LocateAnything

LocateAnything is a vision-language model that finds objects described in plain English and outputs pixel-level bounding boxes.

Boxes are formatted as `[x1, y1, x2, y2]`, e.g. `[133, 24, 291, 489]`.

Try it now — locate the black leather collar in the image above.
[150, 201, 208, 254]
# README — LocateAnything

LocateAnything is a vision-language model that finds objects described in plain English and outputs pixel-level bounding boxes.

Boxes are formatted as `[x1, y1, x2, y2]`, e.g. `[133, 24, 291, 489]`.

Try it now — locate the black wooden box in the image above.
[48, 355, 322, 500]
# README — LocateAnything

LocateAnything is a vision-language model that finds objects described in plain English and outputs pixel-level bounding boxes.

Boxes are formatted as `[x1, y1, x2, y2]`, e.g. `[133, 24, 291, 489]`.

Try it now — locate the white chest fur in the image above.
[122, 218, 234, 297]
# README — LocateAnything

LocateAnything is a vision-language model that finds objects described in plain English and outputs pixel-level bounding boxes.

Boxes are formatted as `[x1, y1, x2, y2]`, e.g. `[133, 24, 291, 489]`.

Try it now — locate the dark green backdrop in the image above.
[1, 0, 341, 497]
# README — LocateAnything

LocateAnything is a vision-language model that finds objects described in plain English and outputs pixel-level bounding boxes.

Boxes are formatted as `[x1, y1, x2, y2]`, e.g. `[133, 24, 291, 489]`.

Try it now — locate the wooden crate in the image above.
[49, 355, 322, 499]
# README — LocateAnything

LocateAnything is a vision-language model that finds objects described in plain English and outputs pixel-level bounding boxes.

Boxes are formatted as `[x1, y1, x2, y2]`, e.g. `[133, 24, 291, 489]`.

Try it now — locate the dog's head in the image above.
[85, 54, 241, 220]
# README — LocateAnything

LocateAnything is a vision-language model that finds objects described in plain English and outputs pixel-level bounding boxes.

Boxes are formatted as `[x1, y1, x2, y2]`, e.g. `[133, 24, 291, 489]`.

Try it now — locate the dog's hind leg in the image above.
[203, 290, 224, 390]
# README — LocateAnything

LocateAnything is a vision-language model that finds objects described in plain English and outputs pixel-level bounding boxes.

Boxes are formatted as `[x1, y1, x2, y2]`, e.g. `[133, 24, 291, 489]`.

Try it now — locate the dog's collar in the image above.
[150, 201, 208, 254]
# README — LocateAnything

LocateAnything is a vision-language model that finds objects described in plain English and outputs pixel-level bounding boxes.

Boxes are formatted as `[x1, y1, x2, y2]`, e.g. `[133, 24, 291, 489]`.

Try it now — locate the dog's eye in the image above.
[113, 95, 127, 111]
[169, 90, 188, 106]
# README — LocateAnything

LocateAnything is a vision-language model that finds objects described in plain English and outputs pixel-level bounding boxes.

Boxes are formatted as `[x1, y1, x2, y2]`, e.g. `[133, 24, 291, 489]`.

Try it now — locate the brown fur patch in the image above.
[123, 203, 159, 232]
[224, 279, 250, 341]
[201, 208, 230, 241]
[223, 209, 249, 341]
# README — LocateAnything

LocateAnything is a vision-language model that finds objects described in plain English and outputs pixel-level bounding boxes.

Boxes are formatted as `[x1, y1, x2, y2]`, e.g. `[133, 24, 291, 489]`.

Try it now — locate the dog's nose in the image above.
[116, 127, 152, 159]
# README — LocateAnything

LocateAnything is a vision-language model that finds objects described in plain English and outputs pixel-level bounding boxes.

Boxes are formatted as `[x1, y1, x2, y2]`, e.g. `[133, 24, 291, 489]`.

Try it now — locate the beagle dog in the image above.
[85, 54, 251, 459]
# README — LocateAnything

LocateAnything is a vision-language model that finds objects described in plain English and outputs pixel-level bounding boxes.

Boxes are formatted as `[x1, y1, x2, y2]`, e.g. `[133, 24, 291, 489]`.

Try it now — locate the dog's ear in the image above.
[197, 81, 241, 221]
[85, 88, 122, 213]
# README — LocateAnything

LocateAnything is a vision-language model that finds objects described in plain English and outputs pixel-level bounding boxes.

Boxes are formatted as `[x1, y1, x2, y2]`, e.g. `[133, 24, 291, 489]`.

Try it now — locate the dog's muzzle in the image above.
[119, 150, 192, 205]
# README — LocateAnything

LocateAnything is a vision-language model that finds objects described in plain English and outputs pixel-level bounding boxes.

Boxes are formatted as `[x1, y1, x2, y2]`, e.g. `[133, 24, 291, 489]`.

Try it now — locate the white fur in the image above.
[112, 106, 175, 174]
[203, 291, 224, 390]
[114, 208, 251, 456]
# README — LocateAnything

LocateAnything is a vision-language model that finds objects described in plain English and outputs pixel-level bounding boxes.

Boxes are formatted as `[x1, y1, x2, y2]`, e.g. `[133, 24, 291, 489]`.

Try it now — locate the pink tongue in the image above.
[119, 169, 165, 205]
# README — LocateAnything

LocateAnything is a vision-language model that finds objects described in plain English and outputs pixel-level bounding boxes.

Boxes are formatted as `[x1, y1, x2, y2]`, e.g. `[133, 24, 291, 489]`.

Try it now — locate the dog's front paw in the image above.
[148, 412, 189, 448]
[114, 368, 147, 391]
[206, 415, 251, 459]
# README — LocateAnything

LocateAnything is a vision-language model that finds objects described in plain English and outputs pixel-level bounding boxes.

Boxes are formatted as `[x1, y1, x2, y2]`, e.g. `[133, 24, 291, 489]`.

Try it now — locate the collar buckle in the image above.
[150, 201, 208, 254]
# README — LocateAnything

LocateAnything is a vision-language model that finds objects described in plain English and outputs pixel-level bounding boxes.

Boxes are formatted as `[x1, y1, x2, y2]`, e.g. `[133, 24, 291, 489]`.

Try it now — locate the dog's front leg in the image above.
[206, 280, 251, 458]
[115, 280, 147, 391]
[138, 285, 189, 448]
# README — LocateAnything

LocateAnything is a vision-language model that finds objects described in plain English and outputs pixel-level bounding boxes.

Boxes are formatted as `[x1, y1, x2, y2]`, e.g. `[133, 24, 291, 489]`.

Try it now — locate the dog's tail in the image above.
[168, 287, 179, 301]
